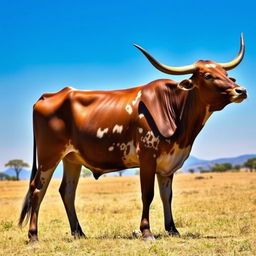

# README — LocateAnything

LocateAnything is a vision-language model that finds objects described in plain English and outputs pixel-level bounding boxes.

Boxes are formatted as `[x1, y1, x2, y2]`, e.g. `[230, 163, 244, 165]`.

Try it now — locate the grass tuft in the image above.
[0, 221, 13, 231]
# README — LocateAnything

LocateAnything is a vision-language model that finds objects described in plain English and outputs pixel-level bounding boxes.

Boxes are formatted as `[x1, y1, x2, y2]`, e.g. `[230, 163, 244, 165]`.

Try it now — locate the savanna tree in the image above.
[210, 163, 232, 172]
[188, 168, 195, 174]
[81, 167, 92, 177]
[5, 159, 29, 181]
[243, 158, 256, 172]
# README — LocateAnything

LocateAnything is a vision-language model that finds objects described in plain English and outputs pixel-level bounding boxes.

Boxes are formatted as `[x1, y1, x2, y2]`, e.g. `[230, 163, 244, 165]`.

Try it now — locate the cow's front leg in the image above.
[157, 173, 179, 236]
[139, 158, 156, 241]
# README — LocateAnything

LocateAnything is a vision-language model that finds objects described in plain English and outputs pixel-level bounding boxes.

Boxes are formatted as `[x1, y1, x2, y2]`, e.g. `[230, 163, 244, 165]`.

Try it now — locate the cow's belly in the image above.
[63, 139, 140, 173]
[156, 144, 191, 176]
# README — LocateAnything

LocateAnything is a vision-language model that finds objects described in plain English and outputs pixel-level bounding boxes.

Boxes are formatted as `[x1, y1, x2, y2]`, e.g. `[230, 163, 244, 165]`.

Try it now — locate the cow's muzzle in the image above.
[230, 86, 247, 103]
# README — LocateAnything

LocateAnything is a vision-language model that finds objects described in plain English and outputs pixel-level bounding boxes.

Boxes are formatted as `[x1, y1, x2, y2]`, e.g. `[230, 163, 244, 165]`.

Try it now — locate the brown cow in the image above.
[19, 35, 247, 242]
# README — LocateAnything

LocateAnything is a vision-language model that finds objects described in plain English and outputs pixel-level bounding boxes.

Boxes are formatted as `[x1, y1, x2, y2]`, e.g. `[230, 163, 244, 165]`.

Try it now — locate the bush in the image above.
[0, 173, 16, 181]
[210, 163, 232, 172]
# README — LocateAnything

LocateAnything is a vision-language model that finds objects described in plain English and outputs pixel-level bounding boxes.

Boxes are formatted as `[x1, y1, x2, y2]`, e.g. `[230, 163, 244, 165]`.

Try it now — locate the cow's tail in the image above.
[18, 133, 38, 227]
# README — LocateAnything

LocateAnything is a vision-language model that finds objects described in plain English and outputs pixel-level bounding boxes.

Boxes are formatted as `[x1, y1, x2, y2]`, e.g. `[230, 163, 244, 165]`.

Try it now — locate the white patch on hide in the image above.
[138, 128, 143, 134]
[125, 104, 133, 115]
[34, 188, 41, 194]
[156, 143, 191, 176]
[141, 131, 160, 150]
[132, 90, 142, 106]
[139, 114, 144, 119]
[62, 140, 79, 158]
[113, 124, 123, 134]
[108, 146, 114, 151]
[96, 128, 109, 138]
[119, 141, 139, 167]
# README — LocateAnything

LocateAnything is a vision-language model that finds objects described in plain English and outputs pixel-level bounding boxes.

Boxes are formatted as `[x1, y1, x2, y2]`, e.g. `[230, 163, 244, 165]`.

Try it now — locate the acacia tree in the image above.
[118, 170, 125, 177]
[233, 164, 241, 171]
[188, 168, 195, 174]
[243, 158, 256, 172]
[210, 163, 232, 172]
[81, 167, 92, 177]
[134, 169, 140, 175]
[5, 159, 29, 181]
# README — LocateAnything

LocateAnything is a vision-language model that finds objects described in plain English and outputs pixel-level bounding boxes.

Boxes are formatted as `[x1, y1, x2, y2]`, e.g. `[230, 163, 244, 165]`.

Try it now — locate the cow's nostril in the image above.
[235, 87, 246, 95]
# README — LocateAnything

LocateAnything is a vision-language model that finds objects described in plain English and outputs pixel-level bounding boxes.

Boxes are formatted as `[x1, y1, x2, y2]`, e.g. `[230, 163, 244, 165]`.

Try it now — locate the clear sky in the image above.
[0, 0, 256, 170]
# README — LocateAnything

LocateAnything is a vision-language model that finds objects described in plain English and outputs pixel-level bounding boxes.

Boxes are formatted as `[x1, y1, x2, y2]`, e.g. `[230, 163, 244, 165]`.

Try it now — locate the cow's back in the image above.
[33, 86, 143, 173]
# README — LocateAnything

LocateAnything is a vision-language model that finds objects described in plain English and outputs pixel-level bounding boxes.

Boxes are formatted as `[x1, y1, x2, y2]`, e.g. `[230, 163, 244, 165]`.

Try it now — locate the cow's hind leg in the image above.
[28, 165, 58, 242]
[157, 174, 179, 236]
[59, 158, 85, 238]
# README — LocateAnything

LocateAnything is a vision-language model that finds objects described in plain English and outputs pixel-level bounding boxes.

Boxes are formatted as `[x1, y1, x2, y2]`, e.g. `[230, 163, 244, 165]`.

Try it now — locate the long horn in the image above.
[133, 44, 196, 75]
[219, 33, 245, 70]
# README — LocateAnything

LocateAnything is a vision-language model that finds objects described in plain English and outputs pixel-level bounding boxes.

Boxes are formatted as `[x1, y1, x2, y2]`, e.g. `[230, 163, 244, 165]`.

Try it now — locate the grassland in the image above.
[0, 172, 256, 256]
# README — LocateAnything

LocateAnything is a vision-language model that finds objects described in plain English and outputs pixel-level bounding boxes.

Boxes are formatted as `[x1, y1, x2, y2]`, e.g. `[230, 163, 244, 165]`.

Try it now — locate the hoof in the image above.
[142, 235, 155, 241]
[168, 229, 180, 237]
[132, 230, 142, 238]
[28, 231, 39, 243]
[28, 236, 39, 243]
[73, 232, 87, 239]
[142, 229, 155, 241]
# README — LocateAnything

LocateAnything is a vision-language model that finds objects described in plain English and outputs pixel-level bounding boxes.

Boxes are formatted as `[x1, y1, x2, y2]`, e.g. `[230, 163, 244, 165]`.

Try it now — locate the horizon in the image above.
[1, 0, 256, 170]
[2, 153, 256, 175]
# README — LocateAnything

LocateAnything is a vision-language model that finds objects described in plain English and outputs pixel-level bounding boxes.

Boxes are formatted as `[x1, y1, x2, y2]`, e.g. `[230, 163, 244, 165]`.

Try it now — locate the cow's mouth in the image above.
[230, 93, 247, 103]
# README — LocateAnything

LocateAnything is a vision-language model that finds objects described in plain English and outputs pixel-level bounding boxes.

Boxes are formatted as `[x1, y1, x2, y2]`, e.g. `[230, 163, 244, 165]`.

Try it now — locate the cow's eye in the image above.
[204, 73, 214, 80]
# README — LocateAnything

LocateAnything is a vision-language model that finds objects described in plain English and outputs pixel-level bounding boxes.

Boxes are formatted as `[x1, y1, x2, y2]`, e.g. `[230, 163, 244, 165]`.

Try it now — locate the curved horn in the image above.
[219, 33, 245, 70]
[134, 44, 196, 75]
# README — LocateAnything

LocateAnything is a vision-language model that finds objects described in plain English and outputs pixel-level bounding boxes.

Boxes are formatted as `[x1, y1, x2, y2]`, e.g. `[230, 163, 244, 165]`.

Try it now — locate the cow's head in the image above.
[134, 34, 247, 111]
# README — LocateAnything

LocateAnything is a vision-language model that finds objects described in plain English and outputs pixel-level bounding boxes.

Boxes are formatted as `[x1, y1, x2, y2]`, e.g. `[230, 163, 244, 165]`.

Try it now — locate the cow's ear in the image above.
[177, 79, 194, 90]
[139, 81, 179, 138]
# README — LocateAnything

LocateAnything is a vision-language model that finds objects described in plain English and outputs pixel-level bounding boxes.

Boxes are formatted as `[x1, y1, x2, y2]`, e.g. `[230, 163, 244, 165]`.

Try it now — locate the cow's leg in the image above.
[139, 160, 156, 241]
[157, 173, 179, 236]
[28, 165, 57, 242]
[59, 158, 85, 238]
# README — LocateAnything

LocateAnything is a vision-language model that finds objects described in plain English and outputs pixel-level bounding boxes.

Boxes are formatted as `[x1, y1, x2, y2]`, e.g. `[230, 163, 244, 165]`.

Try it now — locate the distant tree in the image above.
[118, 170, 125, 177]
[5, 159, 29, 181]
[198, 167, 209, 173]
[243, 158, 256, 172]
[0, 173, 8, 180]
[0, 173, 16, 181]
[233, 164, 241, 171]
[188, 168, 195, 174]
[81, 167, 92, 177]
[210, 163, 232, 172]
[134, 169, 140, 175]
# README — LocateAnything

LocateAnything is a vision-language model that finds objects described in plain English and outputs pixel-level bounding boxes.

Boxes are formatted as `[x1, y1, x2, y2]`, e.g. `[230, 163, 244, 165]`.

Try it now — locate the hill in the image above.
[182, 154, 256, 172]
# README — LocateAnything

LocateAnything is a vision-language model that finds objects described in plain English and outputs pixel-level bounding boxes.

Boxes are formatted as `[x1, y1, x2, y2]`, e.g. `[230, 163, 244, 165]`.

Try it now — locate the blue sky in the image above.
[0, 0, 256, 170]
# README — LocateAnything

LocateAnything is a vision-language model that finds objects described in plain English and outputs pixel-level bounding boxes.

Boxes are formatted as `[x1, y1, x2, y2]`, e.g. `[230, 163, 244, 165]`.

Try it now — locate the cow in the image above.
[19, 34, 247, 242]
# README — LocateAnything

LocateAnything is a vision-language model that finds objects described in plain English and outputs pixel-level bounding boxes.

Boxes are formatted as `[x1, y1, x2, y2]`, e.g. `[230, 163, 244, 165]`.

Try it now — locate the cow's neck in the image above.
[175, 88, 212, 148]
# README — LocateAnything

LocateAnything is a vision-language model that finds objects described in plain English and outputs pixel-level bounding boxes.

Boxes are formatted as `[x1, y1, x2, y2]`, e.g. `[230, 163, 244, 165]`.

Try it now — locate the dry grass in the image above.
[0, 172, 256, 255]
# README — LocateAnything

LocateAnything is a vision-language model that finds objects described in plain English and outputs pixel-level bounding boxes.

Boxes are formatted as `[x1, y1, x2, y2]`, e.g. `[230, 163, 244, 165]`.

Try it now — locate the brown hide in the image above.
[33, 86, 144, 174]
[140, 80, 179, 138]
